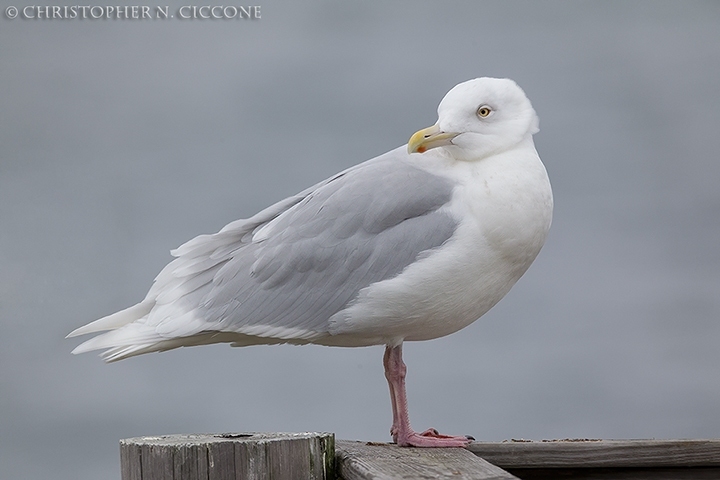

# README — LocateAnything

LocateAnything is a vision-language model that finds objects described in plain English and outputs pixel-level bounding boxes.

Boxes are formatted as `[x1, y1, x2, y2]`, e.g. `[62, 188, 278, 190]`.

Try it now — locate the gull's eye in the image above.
[476, 105, 492, 118]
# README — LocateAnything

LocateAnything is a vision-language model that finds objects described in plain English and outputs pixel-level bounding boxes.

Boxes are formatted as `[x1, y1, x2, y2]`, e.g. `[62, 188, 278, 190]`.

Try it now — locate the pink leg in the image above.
[383, 344, 471, 447]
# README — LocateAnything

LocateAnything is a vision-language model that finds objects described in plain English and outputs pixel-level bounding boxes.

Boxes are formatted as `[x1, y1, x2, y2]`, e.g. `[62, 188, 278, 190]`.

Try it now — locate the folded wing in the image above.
[69, 147, 458, 361]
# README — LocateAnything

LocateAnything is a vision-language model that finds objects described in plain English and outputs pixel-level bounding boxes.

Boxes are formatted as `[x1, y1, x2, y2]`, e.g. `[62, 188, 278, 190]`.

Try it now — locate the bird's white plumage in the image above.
[68, 77, 553, 361]
[329, 139, 552, 345]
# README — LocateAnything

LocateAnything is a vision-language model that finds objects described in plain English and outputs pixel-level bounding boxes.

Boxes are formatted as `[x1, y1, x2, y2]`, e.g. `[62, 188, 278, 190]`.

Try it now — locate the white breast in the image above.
[327, 140, 553, 346]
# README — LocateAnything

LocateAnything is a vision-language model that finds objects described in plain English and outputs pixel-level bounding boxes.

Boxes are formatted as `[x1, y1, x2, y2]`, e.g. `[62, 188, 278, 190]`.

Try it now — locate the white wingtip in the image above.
[67, 302, 154, 338]
[70, 322, 161, 355]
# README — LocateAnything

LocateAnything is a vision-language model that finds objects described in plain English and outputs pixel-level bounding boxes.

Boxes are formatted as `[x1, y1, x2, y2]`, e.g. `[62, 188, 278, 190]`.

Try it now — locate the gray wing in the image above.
[77, 147, 458, 356]
[153, 146, 458, 342]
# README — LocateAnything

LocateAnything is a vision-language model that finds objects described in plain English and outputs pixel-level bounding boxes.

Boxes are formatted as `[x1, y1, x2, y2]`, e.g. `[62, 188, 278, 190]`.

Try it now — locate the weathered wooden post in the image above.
[120, 432, 334, 480]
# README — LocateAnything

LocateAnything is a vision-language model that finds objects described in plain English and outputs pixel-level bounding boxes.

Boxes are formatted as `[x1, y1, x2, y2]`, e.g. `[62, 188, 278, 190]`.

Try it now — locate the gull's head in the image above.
[408, 77, 539, 162]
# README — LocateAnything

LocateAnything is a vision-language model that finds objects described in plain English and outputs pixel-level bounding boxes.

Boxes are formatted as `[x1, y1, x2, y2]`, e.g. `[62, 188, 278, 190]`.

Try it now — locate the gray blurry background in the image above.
[2, 1, 719, 479]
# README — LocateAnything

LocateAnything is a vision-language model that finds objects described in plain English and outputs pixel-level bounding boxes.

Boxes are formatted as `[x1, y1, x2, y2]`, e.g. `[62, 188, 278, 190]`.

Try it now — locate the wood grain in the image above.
[506, 466, 720, 480]
[336, 440, 519, 480]
[120, 432, 334, 480]
[468, 439, 720, 468]
[120, 434, 720, 479]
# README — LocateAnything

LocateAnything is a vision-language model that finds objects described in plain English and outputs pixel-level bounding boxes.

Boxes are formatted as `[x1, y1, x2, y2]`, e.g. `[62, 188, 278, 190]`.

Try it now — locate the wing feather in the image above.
[70, 147, 459, 360]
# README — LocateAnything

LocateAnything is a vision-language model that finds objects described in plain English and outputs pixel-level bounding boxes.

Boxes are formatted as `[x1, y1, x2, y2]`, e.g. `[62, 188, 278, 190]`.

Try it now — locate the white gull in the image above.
[68, 77, 553, 447]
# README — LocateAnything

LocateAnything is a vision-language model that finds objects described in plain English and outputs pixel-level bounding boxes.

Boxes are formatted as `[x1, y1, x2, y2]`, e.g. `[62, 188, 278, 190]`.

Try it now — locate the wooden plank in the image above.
[120, 432, 334, 480]
[336, 440, 519, 480]
[506, 466, 720, 480]
[468, 439, 720, 469]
